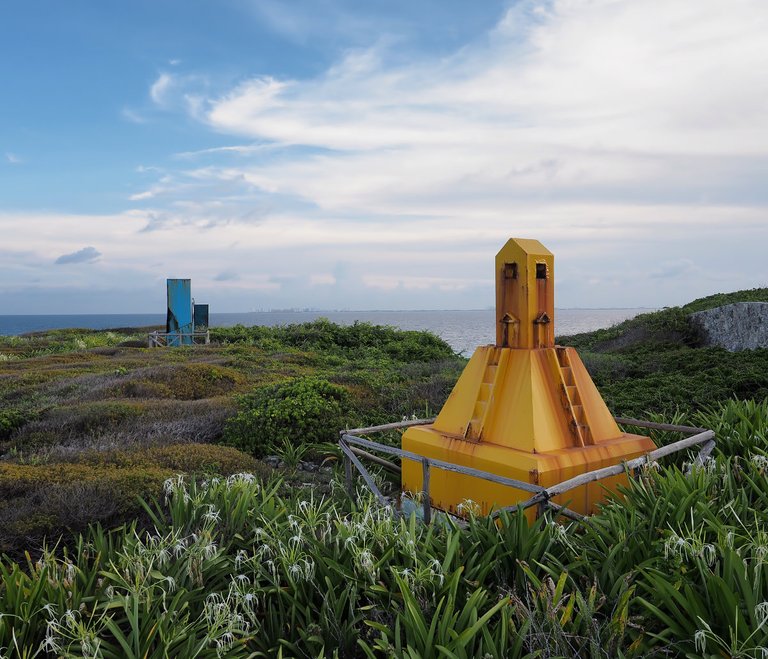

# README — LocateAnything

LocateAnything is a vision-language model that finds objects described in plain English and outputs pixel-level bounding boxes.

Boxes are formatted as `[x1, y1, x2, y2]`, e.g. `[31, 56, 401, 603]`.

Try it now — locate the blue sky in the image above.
[1, 0, 767, 313]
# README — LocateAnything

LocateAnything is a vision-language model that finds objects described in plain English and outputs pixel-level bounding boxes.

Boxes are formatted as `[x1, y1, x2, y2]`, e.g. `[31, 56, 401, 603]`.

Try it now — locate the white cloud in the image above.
[246, 0, 380, 45]
[121, 108, 147, 124]
[148, 71, 212, 117]
[128, 175, 182, 201]
[150, 72, 174, 106]
[174, 143, 278, 159]
[5, 152, 21, 164]
[129, 190, 155, 201]
[198, 0, 768, 217]
[310, 273, 336, 286]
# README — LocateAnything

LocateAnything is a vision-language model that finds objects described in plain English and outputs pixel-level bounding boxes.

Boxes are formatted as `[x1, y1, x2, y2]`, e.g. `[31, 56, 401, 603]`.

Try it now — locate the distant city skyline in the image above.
[1, 0, 767, 314]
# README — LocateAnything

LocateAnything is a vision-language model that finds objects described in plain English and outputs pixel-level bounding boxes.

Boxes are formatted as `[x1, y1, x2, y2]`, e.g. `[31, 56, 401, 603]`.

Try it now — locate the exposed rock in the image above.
[689, 302, 768, 352]
[264, 455, 282, 468]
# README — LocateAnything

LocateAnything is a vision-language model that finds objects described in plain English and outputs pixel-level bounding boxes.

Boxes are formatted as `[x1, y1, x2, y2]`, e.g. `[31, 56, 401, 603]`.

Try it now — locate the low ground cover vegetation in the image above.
[0, 321, 462, 553]
[0, 399, 767, 657]
[1, 290, 767, 656]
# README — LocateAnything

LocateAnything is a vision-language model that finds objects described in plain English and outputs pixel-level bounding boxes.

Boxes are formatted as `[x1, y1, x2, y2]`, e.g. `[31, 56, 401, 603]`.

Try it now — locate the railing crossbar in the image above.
[346, 418, 436, 435]
[544, 430, 714, 499]
[147, 330, 211, 347]
[614, 417, 708, 435]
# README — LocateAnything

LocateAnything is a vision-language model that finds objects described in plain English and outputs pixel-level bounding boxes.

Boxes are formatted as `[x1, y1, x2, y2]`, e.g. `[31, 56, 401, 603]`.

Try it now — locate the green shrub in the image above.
[695, 398, 768, 457]
[223, 376, 355, 456]
[212, 319, 455, 362]
[681, 286, 768, 314]
[0, 408, 31, 440]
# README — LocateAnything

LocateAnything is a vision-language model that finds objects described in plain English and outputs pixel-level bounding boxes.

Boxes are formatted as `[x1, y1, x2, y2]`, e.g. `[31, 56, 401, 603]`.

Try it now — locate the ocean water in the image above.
[0, 309, 650, 354]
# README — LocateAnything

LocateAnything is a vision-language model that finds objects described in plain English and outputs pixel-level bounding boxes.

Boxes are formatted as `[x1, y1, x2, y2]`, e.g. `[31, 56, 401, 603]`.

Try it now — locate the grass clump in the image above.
[0, 328, 144, 360]
[0, 407, 32, 440]
[109, 363, 245, 400]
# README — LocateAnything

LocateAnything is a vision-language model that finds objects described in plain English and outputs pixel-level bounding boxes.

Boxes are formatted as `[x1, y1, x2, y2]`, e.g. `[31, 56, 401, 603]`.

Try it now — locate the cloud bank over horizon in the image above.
[1, 0, 766, 313]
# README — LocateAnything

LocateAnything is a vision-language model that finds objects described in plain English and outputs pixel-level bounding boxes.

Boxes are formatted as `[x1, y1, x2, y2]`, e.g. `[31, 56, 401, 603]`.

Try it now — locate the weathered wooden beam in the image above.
[340, 442, 388, 507]
[689, 439, 717, 471]
[344, 418, 436, 436]
[349, 446, 401, 474]
[613, 417, 707, 435]
[490, 495, 544, 518]
[546, 501, 587, 522]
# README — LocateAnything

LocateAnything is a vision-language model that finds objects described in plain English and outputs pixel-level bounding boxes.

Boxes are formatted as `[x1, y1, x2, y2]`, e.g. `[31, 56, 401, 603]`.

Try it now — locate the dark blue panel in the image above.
[193, 304, 209, 331]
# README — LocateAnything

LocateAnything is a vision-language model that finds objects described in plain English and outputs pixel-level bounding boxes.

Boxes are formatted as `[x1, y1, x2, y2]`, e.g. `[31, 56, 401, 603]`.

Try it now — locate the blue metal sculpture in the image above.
[166, 279, 193, 346]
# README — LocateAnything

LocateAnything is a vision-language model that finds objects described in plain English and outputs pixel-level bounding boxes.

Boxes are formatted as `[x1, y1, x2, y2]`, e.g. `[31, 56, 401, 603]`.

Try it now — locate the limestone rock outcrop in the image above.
[689, 302, 768, 352]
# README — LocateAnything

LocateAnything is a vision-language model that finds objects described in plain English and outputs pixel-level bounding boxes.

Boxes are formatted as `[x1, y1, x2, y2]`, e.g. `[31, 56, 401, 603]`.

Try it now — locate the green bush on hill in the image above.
[212, 318, 455, 362]
[223, 376, 356, 456]
[681, 286, 768, 313]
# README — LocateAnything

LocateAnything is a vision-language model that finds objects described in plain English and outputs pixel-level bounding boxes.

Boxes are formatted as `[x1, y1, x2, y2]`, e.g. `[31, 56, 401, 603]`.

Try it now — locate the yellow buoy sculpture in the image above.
[402, 238, 655, 517]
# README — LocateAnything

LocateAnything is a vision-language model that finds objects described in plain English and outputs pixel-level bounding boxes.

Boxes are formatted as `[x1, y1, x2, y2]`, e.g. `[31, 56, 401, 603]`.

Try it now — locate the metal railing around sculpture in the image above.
[339, 417, 716, 524]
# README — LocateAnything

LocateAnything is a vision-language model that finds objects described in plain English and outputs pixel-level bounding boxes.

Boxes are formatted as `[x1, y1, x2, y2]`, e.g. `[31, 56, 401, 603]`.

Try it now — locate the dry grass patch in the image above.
[0, 442, 262, 555]
[8, 398, 236, 459]
[106, 363, 245, 400]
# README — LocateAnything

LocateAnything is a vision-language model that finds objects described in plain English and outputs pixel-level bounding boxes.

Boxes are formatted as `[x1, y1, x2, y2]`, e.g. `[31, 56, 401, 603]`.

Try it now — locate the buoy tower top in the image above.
[495, 238, 554, 349]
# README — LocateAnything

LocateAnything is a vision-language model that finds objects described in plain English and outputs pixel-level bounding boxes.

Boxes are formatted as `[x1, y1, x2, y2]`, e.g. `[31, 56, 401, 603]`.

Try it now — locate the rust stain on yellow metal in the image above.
[402, 237, 655, 518]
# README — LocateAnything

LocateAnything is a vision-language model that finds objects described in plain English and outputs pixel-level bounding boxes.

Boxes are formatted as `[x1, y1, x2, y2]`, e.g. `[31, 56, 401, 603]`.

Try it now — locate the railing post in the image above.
[421, 458, 431, 524]
[343, 438, 354, 499]
[688, 438, 717, 474]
